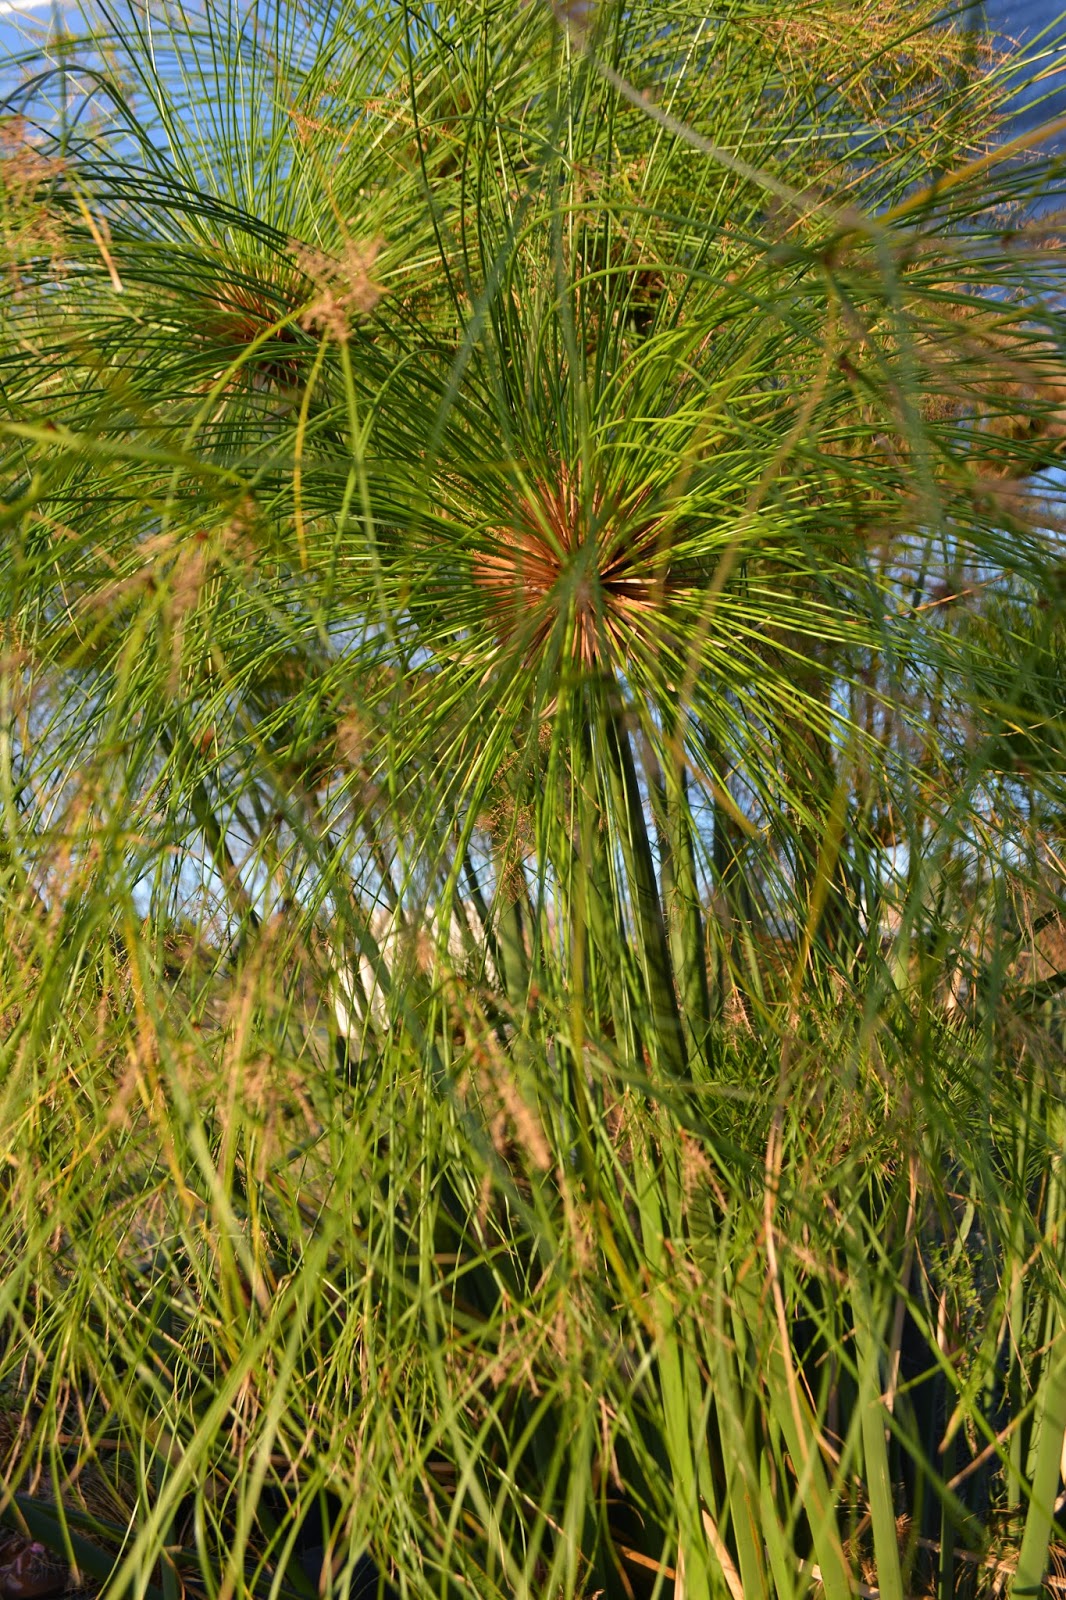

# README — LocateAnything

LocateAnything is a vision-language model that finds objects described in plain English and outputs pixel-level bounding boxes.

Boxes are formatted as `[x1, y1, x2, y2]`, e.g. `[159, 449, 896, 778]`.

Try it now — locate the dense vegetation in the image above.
[2, 0, 1066, 1595]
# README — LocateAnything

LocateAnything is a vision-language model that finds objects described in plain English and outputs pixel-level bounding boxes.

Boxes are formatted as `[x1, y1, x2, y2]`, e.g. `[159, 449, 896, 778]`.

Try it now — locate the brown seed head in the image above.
[199, 268, 303, 393]
[476, 462, 681, 668]
[292, 236, 384, 341]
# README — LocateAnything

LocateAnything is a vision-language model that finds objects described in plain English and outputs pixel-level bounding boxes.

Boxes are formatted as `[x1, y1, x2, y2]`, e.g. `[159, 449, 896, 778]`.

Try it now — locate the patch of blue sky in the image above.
[2, 0, 369, 227]
[1, 1, 67, 109]
[979, 0, 1066, 147]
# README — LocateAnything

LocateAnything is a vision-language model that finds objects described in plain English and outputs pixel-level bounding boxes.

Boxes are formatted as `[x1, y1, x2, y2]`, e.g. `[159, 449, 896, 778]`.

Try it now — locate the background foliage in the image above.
[2, 1, 1066, 1596]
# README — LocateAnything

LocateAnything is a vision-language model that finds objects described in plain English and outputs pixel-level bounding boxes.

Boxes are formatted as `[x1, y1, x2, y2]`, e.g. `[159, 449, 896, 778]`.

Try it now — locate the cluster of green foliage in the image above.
[2, 0, 1066, 1595]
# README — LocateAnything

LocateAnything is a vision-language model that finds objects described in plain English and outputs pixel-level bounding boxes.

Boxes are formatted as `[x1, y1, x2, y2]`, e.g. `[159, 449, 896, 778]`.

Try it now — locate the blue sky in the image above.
[983, 0, 1066, 142]
[2, 1, 1065, 115]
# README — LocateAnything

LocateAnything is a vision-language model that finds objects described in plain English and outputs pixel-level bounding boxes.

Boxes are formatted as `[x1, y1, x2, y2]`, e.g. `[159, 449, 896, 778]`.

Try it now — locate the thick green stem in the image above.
[603, 707, 687, 1081]
[653, 734, 713, 1074]
[1012, 1100, 1066, 1598]
[160, 725, 260, 938]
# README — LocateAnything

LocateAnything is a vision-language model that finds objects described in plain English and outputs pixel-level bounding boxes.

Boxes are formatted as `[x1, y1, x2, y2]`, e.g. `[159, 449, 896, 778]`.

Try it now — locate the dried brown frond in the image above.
[80, 519, 257, 693]
[336, 709, 372, 770]
[288, 106, 348, 146]
[925, 300, 1066, 480]
[0, 117, 64, 196]
[747, 0, 1002, 127]
[0, 116, 66, 296]
[292, 236, 384, 341]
